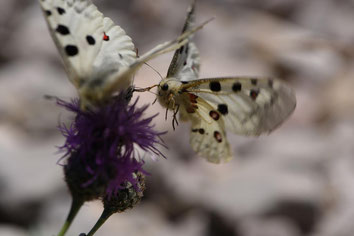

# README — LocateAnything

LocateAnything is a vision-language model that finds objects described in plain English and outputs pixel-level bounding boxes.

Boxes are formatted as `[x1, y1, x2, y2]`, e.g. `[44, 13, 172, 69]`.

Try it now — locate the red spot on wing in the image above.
[189, 93, 198, 104]
[186, 104, 198, 113]
[250, 89, 259, 100]
[185, 93, 199, 113]
[214, 131, 223, 143]
[209, 110, 220, 121]
[103, 32, 110, 41]
[186, 107, 195, 113]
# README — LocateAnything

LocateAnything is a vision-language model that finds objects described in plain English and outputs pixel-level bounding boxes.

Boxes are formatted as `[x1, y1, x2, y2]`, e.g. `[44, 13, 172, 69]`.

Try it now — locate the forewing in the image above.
[167, 0, 200, 81]
[184, 77, 296, 135]
[39, 0, 136, 88]
[181, 97, 232, 163]
[92, 16, 212, 101]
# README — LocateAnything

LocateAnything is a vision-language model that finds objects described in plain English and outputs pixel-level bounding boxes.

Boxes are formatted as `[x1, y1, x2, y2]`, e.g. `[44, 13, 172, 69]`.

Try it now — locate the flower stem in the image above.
[86, 208, 114, 236]
[57, 197, 84, 236]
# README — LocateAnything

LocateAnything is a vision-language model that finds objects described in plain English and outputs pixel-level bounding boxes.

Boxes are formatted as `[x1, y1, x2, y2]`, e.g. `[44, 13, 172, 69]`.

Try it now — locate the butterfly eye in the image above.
[161, 84, 169, 91]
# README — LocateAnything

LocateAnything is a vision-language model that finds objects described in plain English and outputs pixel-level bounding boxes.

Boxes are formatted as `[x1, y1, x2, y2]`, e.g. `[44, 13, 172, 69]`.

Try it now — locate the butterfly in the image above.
[155, 0, 296, 163]
[39, 0, 210, 110]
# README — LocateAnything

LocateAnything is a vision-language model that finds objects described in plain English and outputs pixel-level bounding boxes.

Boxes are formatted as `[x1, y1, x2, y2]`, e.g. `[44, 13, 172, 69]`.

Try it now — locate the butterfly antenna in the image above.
[144, 62, 164, 81]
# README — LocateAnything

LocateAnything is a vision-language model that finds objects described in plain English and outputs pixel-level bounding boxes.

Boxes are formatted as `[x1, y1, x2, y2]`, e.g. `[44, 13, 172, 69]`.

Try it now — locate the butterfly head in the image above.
[157, 78, 183, 110]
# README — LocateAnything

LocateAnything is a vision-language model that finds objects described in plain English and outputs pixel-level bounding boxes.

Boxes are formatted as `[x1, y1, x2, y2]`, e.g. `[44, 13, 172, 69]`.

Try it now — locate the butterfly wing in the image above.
[183, 77, 296, 136]
[39, 0, 136, 89]
[166, 0, 200, 82]
[179, 96, 232, 163]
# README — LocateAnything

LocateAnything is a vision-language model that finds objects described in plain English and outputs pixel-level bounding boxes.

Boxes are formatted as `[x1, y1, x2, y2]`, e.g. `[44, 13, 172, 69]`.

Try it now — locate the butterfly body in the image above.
[158, 78, 218, 124]
[78, 66, 136, 108]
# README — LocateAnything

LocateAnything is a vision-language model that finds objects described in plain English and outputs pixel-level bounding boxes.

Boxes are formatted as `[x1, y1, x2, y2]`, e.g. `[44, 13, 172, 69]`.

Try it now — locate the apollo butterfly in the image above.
[156, 0, 296, 163]
[39, 0, 209, 109]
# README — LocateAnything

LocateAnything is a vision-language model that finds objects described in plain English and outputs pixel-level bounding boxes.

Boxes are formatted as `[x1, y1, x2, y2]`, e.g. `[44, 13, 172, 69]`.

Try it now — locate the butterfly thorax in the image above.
[78, 66, 136, 110]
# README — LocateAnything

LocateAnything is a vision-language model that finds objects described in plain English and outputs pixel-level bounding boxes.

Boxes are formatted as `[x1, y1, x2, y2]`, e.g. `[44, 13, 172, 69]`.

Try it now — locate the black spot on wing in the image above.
[57, 7, 66, 15]
[65, 45, 79, 56]
[232, 82, 242, 92]
[179, 46, 184, 54]
[209, 81, 221, 92]
[268, 79, 273, 88]
[86, 35, 95, 45]
[45, 10, 52, 16]
[199, 128, 205, 134]
[217, 104, 228, 115]
[56, 25, 70, 35]
[251, 78, 258, 85]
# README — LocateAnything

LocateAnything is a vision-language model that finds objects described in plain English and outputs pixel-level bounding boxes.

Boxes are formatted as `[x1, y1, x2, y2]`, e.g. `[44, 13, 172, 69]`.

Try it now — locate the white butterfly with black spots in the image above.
[39, 0, 209, 109]
[157, 0, 296, 163]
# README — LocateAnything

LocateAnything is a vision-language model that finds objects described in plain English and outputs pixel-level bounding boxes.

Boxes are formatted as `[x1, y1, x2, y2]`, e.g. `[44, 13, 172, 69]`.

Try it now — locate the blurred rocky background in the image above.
[1, 0, 354, 235]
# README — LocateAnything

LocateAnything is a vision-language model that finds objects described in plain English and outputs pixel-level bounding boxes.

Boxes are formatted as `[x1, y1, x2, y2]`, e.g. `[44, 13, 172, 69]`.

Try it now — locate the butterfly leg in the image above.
[165, 93, 178, 129]
[165, 93, 174, 120]
[133, 84, 158, 92]
[152, 97, 158, 105]
[172, 104, 180, 130]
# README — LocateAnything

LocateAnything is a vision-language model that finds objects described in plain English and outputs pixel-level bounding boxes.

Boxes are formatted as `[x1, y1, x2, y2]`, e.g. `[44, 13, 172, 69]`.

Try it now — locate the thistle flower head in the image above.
[104, 171, 146, 213]
[57, 90, 165, 201]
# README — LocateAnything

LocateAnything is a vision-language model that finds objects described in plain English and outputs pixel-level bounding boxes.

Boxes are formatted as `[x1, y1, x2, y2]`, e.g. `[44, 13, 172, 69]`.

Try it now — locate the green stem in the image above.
[57, 197, 84, 236]
[86, 208, 114, 236]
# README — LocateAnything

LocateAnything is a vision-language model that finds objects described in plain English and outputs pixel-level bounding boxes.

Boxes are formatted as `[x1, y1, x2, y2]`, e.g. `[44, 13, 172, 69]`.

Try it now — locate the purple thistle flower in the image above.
[57, 91, 165, 200]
